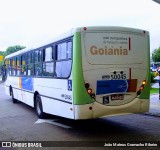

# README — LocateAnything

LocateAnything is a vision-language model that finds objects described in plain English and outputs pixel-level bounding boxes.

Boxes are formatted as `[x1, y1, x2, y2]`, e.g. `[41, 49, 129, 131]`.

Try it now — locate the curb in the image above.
[144, 112, 160, 117]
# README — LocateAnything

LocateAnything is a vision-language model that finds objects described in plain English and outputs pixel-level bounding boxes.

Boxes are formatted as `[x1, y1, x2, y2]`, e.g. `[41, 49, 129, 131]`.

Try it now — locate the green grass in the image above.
[150, 88, 159, 94]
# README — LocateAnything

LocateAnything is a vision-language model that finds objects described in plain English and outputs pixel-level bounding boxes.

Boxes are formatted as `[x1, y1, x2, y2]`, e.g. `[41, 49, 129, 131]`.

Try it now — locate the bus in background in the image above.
[4, 26, 150, 120]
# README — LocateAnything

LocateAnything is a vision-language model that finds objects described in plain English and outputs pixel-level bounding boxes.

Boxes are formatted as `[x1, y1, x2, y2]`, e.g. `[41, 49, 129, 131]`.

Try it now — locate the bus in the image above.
[3, 26, 150, 120]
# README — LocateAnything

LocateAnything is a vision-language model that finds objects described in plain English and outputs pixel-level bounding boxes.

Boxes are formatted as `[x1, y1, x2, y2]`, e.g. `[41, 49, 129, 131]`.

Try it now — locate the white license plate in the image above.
[111, 94, 124, 101]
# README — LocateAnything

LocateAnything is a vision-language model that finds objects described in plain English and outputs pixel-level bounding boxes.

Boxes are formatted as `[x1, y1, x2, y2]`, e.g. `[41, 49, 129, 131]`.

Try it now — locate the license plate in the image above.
[111, 94, 124, 101]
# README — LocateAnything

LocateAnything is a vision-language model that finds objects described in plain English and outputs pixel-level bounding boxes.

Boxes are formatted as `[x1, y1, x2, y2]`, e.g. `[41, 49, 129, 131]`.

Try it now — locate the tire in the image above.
[35, 94, 46, 119]
[10, 88, 18, 104]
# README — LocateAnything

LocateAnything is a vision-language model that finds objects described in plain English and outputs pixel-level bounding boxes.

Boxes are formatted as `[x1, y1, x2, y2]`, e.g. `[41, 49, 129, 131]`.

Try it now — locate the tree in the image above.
[5, 45, 26, 56]
[0, 45, 26, 67]
[152, 46, 160, 62]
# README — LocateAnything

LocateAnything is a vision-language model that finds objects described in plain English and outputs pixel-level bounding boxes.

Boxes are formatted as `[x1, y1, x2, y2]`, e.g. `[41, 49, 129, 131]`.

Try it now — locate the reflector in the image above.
[85, 83, 90, 89]
[87, 88, 92, 94]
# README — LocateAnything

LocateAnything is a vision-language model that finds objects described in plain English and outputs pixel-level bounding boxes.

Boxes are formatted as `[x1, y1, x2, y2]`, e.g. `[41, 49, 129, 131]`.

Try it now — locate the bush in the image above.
[150, 72, 156, 83]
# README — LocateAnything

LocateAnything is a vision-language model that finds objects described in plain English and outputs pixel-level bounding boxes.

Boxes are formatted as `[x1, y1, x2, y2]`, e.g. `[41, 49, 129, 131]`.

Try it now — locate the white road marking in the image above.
[34, 119, 71, 129]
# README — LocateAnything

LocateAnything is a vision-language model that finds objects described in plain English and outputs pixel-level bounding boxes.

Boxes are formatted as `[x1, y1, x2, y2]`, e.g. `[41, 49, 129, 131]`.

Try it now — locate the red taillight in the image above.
[85, 81, 95, 99]
[87, 88, 92, 94]
[140, 86, 144, 91]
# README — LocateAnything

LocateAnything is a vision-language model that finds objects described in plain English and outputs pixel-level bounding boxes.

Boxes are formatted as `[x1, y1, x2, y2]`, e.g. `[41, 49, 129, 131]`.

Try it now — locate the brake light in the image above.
[85, 81, 95, 99]
[137, 80, 147, 96]
[87, 88, 92, 94]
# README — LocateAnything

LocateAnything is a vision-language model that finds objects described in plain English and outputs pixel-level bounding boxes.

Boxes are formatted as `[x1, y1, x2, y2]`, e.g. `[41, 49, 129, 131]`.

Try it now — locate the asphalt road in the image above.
[0, 82, 160, 150]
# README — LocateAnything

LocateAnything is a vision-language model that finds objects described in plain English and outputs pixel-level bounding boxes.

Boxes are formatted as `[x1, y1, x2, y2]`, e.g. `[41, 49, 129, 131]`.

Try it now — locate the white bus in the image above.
[4, 26, 150, 120]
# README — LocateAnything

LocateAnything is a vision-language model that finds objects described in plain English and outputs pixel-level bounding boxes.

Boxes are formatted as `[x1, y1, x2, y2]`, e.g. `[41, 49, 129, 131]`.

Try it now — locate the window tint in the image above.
[44, 47, 53, 62]
[7, 38, 72, 78]
[57, 42, 72, 60]
[16, 56, 21, 66]
[26, 52, 34, 76]
[21, 54, 26, 65]
[21, 54, 27, 75]
[55, 60, 72, 78]
[35, 50, 42, 63]
[27, 52, 33, 64]
[43, 62, 54, 76]
[27, 65, 34, 76]
[35, 63, 42, 76]
[16, 56, 21, 76]
[11, 57, 16, 76]
[67, 42, 72, 59]
[55, 41, 72, 78]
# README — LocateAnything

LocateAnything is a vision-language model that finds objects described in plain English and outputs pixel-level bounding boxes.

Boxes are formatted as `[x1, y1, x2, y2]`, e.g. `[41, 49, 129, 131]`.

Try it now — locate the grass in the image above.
[150, 88, 159, 94]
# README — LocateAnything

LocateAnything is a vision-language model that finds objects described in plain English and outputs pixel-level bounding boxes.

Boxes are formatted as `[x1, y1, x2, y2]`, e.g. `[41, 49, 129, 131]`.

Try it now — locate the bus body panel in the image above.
[5, 75, 74, 119]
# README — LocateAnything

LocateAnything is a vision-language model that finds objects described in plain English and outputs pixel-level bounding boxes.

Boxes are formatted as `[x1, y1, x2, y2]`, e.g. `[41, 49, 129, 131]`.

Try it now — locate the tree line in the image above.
[0, 45, 26, 66]
[152, 46, 160, 62]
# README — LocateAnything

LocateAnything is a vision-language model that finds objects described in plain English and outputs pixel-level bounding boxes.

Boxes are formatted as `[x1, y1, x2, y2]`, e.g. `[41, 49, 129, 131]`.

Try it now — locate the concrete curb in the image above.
[144, 112, 160, 117]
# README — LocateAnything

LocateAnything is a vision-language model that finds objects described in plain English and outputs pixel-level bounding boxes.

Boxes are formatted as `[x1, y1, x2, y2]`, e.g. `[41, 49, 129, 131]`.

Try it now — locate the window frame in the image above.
[54, 38, 73, 79]
[6, 36, 73, 79]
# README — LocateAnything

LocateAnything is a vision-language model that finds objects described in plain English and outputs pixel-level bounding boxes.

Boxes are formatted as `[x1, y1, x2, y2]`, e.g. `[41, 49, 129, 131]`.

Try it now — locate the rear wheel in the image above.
[35, 94, 46, 119]
[10, 88, 18, 104]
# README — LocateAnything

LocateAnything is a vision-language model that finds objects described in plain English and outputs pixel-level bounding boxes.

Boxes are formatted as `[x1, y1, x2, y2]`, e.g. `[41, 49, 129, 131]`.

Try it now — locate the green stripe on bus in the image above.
[139, 34, 150, 99]
[72, 32, 95, 105]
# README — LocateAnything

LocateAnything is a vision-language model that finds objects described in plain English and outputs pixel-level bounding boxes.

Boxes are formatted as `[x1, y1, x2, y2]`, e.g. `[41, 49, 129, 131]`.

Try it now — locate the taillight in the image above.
[137, 80, 147, 95]
[85, 82, 95, 99]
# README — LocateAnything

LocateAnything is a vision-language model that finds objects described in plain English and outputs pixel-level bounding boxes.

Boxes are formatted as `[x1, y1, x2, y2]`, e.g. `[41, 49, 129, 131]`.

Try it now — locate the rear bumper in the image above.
[74, 98, 150, 120]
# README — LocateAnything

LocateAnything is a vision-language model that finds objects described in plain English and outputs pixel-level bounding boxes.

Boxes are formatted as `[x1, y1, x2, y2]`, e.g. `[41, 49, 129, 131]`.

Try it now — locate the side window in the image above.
[9, 59, 12, 76]
[67, 42, 72, 59]
[34, 50, 42, 76]
[34, 50, 42, 63]
[55, 41, 72, 78]
[27, 52, 34, 76]
[45, 47, 53, 61]
[57, 42, 72, 60]
[21, 54, 27, 75]
[16, 56, 21, 76]
[43, 47, 54, 77]
[11, 57, 16, 76]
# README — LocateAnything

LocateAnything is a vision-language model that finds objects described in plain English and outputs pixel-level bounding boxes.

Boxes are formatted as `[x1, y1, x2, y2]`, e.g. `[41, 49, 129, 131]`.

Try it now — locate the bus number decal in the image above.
[102, 71, 126, 80]
[61, 94, 72, 100]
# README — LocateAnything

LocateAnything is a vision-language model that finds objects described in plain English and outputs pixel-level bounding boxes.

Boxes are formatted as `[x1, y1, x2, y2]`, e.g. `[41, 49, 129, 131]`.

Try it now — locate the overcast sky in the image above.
[0, 0, 160, 52]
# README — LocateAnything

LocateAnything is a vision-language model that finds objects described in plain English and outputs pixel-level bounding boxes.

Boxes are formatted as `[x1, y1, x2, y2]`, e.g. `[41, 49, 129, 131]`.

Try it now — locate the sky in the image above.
[0, 0, 160, 52]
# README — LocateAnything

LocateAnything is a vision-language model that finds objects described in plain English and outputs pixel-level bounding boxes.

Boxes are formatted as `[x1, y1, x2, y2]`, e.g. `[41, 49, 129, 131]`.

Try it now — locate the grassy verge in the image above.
[150, 88, 159, 94]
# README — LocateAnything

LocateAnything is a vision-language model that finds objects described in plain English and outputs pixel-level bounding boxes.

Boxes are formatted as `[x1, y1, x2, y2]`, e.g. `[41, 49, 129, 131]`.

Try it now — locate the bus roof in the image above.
[5, 26, 149, 59]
